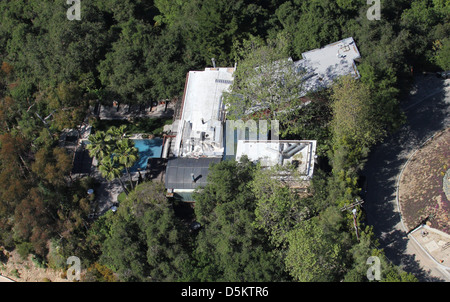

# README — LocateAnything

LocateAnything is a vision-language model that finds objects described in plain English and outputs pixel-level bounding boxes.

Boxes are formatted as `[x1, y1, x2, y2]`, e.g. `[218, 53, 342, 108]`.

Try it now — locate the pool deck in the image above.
[66, 101, 173, 216]
[82, 137, 168, 216]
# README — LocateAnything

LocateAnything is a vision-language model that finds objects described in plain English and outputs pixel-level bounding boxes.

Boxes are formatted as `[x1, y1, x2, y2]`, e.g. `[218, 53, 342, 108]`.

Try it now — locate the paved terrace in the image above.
[410, 225, 450, 269]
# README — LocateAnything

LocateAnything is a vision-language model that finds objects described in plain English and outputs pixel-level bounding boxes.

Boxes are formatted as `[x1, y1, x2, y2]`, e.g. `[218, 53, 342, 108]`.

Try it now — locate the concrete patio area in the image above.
[410, 225, 450, 269]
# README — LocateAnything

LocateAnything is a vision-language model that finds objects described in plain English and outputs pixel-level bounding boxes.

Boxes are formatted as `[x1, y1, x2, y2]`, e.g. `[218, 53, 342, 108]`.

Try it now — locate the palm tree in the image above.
[114, 138, 139, 190]
[86, 130, 111, 164]
[98, 156, 129, 195]
[106, 124, 128, 142]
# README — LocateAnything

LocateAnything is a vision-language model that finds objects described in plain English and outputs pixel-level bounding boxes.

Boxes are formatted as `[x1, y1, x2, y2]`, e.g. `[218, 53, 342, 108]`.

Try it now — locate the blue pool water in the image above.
[130, 138, 163, 172]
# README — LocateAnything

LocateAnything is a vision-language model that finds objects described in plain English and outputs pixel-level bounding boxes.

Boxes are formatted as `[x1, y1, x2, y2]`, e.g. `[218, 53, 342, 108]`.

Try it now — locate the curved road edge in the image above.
[394, 128, 450, 281]
[363, 74, 450, 282]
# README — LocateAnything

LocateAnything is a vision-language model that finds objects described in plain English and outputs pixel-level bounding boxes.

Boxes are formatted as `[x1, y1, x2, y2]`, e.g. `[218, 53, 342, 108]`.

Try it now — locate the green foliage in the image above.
[284, 218, 344, 282]
[31, 146, 72, 187]
[275, 0, 359, 59]
[192, 158, 286, 281]
[86, 130, 111, 161]
[153, 0, 188, 26]
[98, 19, 155, 103]
[251, 165, 309, 247]
[331, 76, 385, 150]
[100, 181, 190, 281]
[84, 262, 118, 282]
[0, 0, 439, 282]
[87, 126, 139, 194]
[16, 242, 33, 260]
[433, 37, 450, 70]
[46, 239, 66, 269]
[224, 34, 303, 122]
[100, 215, 148, 281]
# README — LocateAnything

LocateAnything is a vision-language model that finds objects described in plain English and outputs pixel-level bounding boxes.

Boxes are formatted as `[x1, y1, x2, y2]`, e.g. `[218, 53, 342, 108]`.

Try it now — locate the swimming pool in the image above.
[130, 138, 163, 172]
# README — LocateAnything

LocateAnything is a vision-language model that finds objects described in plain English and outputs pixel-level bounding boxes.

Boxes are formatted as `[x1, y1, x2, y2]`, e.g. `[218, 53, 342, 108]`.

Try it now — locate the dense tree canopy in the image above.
[192, 158, 287, 281]
[0, 0, 443, 282]
[99, 181, 191, 281]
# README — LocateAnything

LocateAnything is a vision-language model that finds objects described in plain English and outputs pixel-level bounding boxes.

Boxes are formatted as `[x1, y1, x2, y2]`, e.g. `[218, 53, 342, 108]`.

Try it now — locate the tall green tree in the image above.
[114, 138, 139, 190]
[251, 165, 310, 247]
[86, 130, 111, 163]
[98, 19, 155, 104]
[100, 181, 191, 281]
[224, 34, 313, 137]
[98, 156, 128, 195]
[275, 0, 358, 59]
[100, 214, 148, 281]
[192, 158, 287, 281]
[433, 37, 450, 70]
[284, 218, 344, 282]
[330, 76, 385, 148]
[329, 76, 386, 174]
[31, 146, 72, 187]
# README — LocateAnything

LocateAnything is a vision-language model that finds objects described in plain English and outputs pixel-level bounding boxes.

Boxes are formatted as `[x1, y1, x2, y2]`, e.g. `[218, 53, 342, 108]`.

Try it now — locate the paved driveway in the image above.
[362, 74, 450, 281]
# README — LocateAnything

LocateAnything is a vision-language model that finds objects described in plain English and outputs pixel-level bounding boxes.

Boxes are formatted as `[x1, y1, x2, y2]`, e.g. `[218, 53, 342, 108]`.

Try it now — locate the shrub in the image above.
[16, 242, 33, 260]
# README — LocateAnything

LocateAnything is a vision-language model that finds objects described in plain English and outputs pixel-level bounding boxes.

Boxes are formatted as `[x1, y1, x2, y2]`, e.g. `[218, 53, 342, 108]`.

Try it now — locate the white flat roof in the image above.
[236, 140, 317, 180]
[244, 37, 361, 115]
[295, 37, 361, 93]
[174, 67, 235, 157]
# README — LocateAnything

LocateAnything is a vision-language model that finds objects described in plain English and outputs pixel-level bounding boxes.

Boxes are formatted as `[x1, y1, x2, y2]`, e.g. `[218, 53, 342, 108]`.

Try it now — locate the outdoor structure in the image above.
[294, 36, 361, 93]
[59, 125, 93, 176]
[235, 139, 317, 190]
[165, 157, 222, 202]
[172, 66, 235, 158]
[246, 37, 361, 114]
[166, 66, 235, 201]
[165, 38, 361, 201]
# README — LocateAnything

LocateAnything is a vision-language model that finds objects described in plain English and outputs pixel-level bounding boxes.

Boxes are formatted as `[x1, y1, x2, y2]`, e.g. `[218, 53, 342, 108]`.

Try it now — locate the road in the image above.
[362, 74, 450, 281]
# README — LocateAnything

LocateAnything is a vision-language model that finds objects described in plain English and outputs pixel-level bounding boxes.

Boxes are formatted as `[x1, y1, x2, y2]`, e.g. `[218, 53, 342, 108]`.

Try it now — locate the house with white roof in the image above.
[246, 37, 361, 114]
[236, 139, 317, 191]
[166, 66, 235, 201]
[294, 36, 361, 93]
[172, 66, 235, 158]
[165, 37, 361, 201]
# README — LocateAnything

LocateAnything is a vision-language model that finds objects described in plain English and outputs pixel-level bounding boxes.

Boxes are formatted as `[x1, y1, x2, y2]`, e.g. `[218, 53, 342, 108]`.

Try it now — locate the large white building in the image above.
[294, 36, 361, 93]
[235, 140, 317, 180]
[246, 37, 361, 114]
[172, 67, 235, 158]
[166, 37, 361, 201]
